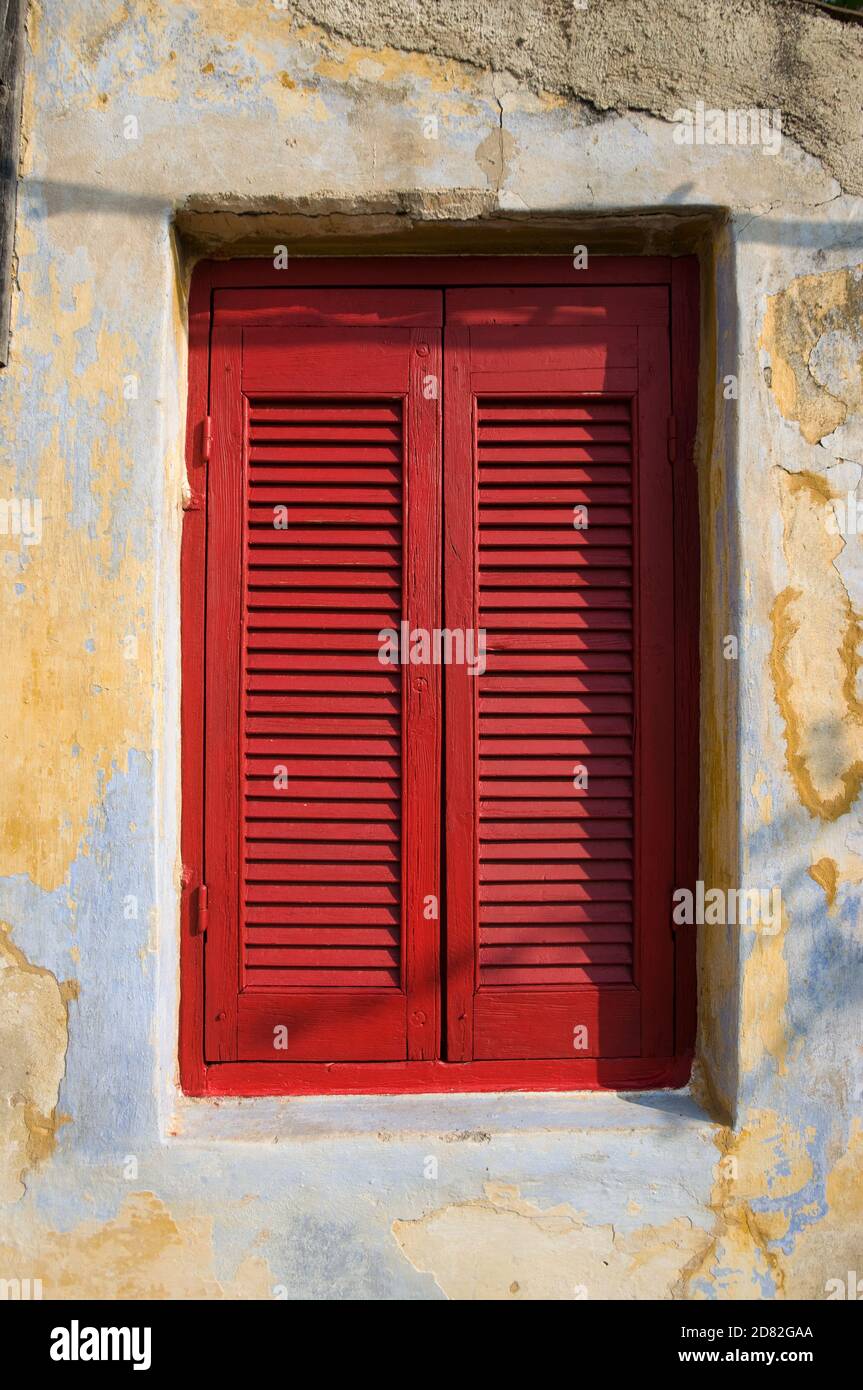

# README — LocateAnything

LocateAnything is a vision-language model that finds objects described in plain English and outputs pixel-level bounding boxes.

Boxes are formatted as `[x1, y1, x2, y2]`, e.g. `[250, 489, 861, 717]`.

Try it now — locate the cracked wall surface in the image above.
[393, 1182, 713, 1300]
[0, 925, 70, 1203]
[0, 0, 861, 1300]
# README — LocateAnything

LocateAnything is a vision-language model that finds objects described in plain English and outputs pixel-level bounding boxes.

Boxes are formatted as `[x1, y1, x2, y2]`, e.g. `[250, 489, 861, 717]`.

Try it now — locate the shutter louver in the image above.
[476, 397, 634, 988]
[243, 399, 404, 989]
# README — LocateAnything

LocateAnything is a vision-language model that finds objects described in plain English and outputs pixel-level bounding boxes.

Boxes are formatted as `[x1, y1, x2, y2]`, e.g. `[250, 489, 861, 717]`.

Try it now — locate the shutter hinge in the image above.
[192, 884, 209, 938]
[201, 415, 213, 463]
[667, 413, 677, 464]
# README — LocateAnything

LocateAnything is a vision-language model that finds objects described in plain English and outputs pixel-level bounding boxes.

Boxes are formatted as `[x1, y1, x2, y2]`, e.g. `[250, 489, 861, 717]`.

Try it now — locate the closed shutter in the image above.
[444, 288, 676, 1061]
[184, 263, 696, 1092]
[204, 292, 442, 1062]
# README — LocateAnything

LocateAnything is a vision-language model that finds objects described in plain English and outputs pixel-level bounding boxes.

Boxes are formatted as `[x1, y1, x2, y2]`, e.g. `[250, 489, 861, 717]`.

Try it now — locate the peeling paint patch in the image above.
[778, 1147, 863, 1298]
[751, 768, 773, 826]
[739, 907, 789, 1078]
[393, 1182, 710, 1300]
[0, 240, 154, 892]
[809, 856, 839, 910]
[700, 1116, 863, 1301]
[770, 471, 863, 821]
[0, 1191, 275, 1298]
[761, 266, 863, 445]
[0, 925, 71, 1203]
[682, 1113, 818, 1298]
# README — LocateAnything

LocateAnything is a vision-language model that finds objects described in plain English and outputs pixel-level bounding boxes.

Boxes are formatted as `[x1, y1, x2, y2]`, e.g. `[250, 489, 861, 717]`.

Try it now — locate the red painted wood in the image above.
[215, 287, 442, 327]
[180, 256, 699, 1097]
[443, 288, 676, 1062]
[193, 1054, 693, 1097]
[446, 286, 669, 326]
[671, 257, 701, 1059]
[634, 323, 676, 1057]
[201, 256, 672, 296]
[443, 326, 477, 1061]
[203, 326, 243, 1061]
[199, 299, 442, 1063]
[178, 269, 210, 1095]
[403, 331, 442, 1059]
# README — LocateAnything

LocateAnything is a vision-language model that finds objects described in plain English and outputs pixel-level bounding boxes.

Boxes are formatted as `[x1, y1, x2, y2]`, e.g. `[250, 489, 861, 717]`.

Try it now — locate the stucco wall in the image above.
[0, 0, 861, 1299]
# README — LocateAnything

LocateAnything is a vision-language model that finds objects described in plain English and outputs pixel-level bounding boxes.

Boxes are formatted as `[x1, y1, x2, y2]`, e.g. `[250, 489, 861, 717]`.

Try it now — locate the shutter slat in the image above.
[246, 677, 399, 695]
[250, 505, 402, 523]
[250, 487, 403, 503]
[246, 969, 400, 987]
[477, 403, 630, 422]
[480, 966, 631, 985]
[249, 467, 402, 483]
[481, 856, 632, 877]
[245, 800, 400, 819]
[246, 757, 399, 776]
[246, 862, 400, 882]
[480, 925, 632, 943]
[249, 446, 401, 463]
[248, 927, 400, 944]
[247, 737, 400, 754]
[246, 905, 400, 925]
[249, 592, 400, 608]
[478, 817, 633, 839]
[250, 527, 402, 545]
[249, 402, 401, 423]
[246, 821, 399, 840]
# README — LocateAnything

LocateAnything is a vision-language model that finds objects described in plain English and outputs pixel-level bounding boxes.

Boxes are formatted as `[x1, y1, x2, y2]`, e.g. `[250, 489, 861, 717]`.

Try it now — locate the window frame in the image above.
[179, 254, 700, 1098]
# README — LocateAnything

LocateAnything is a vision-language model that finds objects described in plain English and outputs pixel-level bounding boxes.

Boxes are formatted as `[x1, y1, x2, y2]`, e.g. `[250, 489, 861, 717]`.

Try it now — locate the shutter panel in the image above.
[475, 395, 635, 989]
[444, 290, 676, 1062]
[204, 294, 441, 1062]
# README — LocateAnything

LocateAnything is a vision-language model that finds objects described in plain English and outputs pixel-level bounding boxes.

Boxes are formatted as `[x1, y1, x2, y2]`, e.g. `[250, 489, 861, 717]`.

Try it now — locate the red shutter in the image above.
[444, 288, 676, 1061]
[182, 261, 698, 1094]
[203, 292, 442, 1062]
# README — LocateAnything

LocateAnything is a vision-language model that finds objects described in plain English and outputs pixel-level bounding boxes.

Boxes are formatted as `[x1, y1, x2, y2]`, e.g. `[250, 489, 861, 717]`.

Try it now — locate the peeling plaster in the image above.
[761, 265, 863, 445]
[393, 1182, 712, 1300]
[769, 469, 863, 821]
[289, 0, 863, 197]
[0, 1191, 275, 1299]
[808, 856, 839, 911]
[0, 925, 71, 1203]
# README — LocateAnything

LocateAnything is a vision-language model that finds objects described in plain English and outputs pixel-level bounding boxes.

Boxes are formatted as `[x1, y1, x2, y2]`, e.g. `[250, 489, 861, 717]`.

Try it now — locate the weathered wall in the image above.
[0, 0, 861, 1299]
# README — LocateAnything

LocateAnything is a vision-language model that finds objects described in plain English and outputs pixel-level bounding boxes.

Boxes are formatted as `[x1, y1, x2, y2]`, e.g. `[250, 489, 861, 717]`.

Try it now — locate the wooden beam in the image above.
[0, 0, 25, 368]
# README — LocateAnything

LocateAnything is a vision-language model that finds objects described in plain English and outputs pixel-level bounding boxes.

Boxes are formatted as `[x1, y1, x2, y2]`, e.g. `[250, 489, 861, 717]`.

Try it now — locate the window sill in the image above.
[164, 1081, 707, 1145]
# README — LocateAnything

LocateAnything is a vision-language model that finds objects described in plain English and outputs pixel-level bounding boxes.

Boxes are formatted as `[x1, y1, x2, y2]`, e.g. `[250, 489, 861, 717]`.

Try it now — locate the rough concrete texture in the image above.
[0, 0, 861, 1299]
[292, 0, 863, 196]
